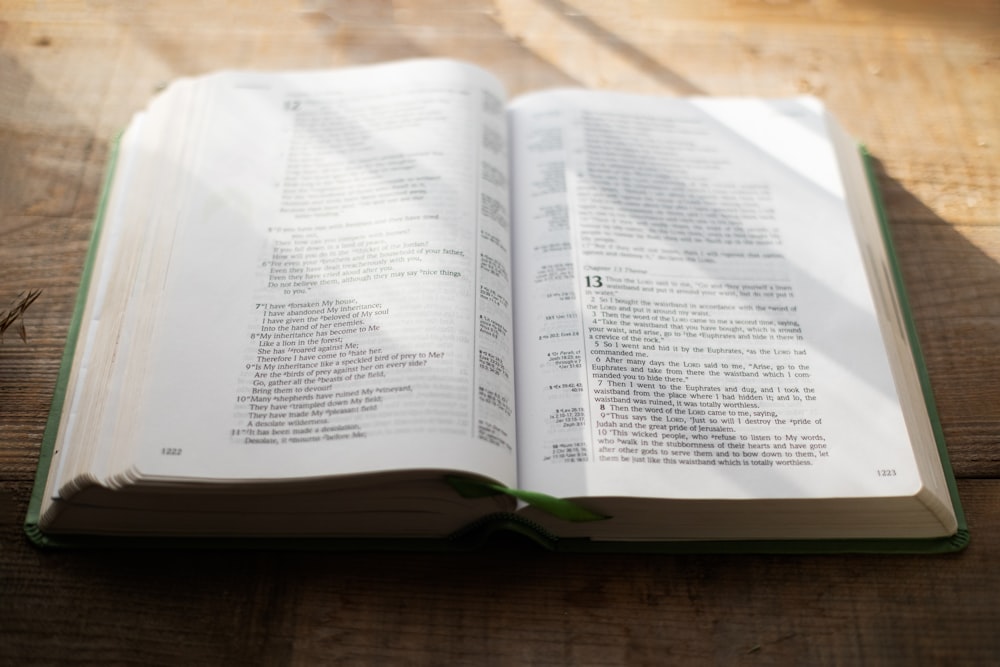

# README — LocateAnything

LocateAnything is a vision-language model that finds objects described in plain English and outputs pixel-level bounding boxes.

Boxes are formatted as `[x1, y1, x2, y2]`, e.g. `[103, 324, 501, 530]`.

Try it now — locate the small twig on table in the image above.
[0, 289, 42, 342]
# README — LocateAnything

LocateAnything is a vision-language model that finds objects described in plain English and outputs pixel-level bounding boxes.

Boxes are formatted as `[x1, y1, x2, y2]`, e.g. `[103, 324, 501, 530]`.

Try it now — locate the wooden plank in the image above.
[0, 480, 996, 663]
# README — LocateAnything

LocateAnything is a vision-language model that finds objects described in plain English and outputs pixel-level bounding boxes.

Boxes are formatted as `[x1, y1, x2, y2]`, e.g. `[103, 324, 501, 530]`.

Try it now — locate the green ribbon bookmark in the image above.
[445, 476, 610, 522]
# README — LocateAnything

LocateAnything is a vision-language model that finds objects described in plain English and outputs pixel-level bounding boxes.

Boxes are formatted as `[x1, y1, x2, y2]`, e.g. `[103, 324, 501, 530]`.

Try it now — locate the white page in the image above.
[124, 60, 516, 485]
[509, 91, 923, 501]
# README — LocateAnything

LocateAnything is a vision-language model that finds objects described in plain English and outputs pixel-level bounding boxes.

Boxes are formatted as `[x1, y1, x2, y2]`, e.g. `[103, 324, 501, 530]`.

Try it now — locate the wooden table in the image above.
[2, 1, 998, 663]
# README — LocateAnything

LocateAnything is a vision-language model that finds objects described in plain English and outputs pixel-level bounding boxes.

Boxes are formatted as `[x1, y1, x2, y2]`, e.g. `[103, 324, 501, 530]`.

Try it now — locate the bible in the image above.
[26, 59, 966, 552]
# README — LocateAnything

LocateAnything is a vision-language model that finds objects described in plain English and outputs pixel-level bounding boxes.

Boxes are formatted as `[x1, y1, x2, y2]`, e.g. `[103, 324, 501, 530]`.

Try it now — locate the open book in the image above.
[26, 59, 966, 552]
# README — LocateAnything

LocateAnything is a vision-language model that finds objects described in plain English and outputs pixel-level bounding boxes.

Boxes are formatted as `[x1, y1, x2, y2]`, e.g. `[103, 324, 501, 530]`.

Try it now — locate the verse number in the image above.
[876, 468, 897, 477]
[161, 448, 183, 456]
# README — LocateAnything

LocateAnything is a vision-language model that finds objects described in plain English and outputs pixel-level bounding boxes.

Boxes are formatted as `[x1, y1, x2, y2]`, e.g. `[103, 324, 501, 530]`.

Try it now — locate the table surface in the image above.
[2, 1, 998, 663]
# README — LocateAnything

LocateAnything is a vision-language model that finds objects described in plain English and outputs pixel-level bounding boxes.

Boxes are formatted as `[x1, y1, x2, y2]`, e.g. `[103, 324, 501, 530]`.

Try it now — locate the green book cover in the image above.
[25, 135, 968, 554]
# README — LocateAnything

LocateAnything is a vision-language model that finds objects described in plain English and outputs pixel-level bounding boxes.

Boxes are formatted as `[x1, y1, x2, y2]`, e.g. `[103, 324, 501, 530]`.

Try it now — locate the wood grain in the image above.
[2, 1, 998, 663]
